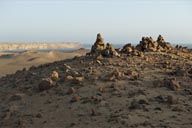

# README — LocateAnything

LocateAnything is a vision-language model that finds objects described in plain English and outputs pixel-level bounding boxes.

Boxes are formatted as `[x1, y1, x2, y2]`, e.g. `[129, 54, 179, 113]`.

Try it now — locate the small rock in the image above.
[50, 71, 59, 81]
[91, 109, 96, 116]
[96, 60, 102, 65]
[65, 75, 74, 81]
[126, 70, 138, 77]
[74, 76, 84, 84]
[39, 78, 54, 91]
[71, 95, 81, 102]
[64, 64, 72, 70]
[129, 96, 148, 110]
[113, 69, 125, 78]
[167, 95, 178, 104]
[138, 52, 144, 57]
[9, 93, 25, 101]
[100, 101, 108, 107]
[36, 113, 43, 118]
[109, 76, 116, 81]
[165, 78, 180, 91]
[188, 68, 192, 74]
[67, 87, 76, 94]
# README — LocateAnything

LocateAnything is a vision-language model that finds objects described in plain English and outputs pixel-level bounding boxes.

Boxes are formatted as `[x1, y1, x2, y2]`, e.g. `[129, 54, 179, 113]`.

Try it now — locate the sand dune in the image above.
[0, 49, 88, 77]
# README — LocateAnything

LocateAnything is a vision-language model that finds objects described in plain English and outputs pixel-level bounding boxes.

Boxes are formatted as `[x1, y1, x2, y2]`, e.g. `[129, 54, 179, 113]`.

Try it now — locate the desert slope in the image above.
[1, 49, 192, 128]
[0, 49, 88, 77]
[1, 34, 192, 128]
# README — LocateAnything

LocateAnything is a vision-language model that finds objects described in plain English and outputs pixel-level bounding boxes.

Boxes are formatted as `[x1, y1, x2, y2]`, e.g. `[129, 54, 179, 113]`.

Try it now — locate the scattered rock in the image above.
[39, 78, 54, 91]
[67, 87, 76, 94]
[112, 69, 125, 79]
[65, 75, 74, 81]
[167, 95, 179, 104]
[36, 113, 43, 118]
[50, 71, 59, 81]
[164, 78, 180, 91]
[96, 60, 102, 65]
[91, 108, 96, 116]
[9, 93, 25, 101]
[126, 70, 138, 79]
[74, 76, 84, 84]
[187, 68, 192, 75]
[71, 95, 81, 102]
[129, 96, 149, 110]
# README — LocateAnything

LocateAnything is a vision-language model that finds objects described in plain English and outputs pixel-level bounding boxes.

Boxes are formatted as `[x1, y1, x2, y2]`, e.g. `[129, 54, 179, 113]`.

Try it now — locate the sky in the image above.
[0, 0, 192, 44]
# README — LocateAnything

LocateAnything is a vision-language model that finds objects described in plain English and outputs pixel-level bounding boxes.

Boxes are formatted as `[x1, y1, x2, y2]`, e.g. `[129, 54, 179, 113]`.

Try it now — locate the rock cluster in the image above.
[121, 43, 133, 54]
[89, 34, 174, 58]
[90, 33, 119, 57]
[102, 43, 119, 57]
[136, 35, 172, 52]
[38, 71, 59, 91]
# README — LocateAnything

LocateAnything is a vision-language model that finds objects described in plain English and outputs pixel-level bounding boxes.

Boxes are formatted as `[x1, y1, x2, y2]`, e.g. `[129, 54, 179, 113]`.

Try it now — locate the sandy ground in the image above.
[0, 48, 88, 78]
[1, 48, 192, 128]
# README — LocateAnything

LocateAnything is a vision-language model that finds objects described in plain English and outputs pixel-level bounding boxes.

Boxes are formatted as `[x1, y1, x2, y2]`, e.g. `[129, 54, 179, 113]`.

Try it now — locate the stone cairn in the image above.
[135, 35, 172, 52]
[120, 43, 144, 57]
[157, 35, 172, 51]
[89, 34, 173, 58]
[89, 33, 119, 57]
[102, 43, 119, 57]
[90, 33, 105, 55]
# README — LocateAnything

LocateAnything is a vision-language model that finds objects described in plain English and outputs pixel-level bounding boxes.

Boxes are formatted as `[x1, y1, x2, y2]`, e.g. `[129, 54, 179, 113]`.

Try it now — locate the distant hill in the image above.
[0, 42, 82, 51]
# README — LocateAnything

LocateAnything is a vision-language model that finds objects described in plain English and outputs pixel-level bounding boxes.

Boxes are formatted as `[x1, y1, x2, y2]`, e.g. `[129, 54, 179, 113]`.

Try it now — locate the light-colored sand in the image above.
[0, 49, 88, 77]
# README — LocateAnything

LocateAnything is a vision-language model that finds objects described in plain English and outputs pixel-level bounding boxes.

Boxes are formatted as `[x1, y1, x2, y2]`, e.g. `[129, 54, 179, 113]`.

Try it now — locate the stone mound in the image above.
[135, 35, 172, 52]
[89, 33, 119, 57]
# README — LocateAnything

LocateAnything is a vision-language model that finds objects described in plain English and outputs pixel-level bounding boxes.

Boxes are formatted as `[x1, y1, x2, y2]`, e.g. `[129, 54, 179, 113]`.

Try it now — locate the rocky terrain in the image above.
[1, 34, 192, 128]
[0, 42, 82, 51]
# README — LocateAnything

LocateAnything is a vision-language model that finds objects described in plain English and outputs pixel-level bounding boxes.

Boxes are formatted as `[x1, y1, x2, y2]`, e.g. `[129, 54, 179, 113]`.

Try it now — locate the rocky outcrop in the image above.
[0, 43, 82, 51]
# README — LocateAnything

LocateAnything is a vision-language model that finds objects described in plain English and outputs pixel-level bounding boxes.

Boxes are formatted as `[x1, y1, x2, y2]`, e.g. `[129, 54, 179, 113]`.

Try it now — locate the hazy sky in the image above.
[0, 0, 192, 44]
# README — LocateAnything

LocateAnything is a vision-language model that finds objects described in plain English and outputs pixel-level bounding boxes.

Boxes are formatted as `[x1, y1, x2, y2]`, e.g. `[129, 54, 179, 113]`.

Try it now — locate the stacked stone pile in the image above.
[90, 33, 119, 57]
[135, 35, 172, 52]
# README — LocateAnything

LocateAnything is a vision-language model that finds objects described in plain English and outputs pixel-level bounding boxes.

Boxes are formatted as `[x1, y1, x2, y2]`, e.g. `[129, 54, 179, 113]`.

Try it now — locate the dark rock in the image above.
[102, 43, 120, 57]
[67, 87, 76, 94]
[164, 78, 180, 91]
[39, 78, 54, 91]
[71, 95, 81, 102]
[167, 95, 179, 104]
